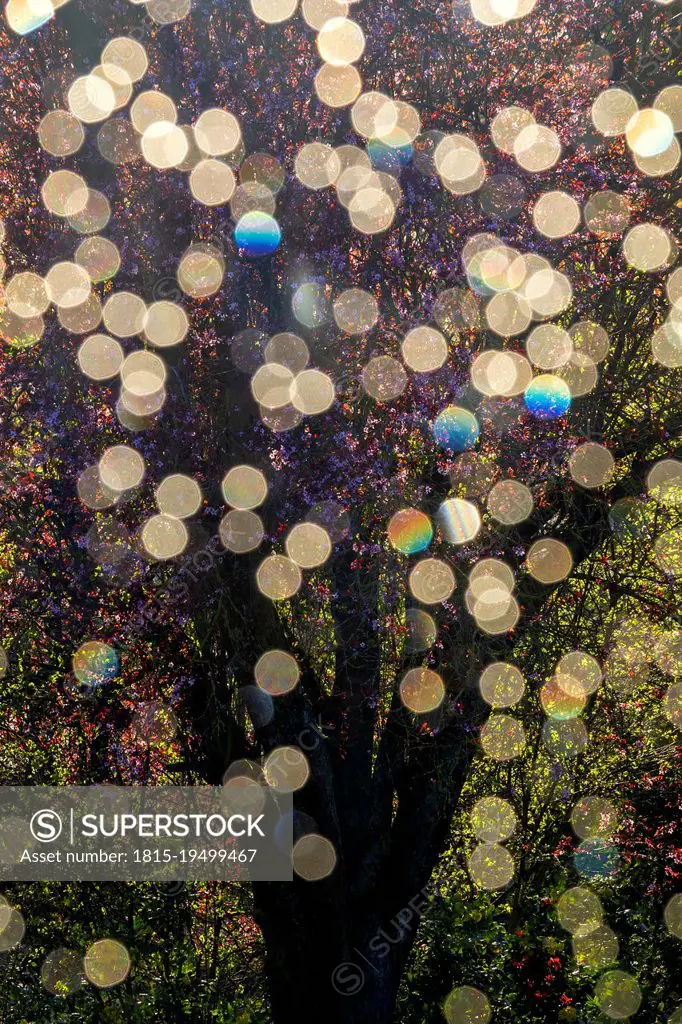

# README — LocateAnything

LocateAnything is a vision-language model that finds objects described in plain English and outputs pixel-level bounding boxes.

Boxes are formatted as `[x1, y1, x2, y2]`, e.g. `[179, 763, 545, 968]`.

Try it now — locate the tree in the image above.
[0, 0, 681, 1020]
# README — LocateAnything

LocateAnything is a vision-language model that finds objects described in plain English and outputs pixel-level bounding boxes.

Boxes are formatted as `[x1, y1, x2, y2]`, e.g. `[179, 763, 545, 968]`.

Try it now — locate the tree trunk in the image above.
[252, 878, 416, 1024]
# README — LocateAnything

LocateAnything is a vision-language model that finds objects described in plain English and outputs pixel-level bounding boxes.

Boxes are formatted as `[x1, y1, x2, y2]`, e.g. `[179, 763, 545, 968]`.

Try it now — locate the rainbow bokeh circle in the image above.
[524, 374, 571, 419]
[432, 406, 480, 451]
[367, 137, 412, 172]
[72, 640, 119, 687]
[235, 211, 281, 257]
[387, 508, 433, 554]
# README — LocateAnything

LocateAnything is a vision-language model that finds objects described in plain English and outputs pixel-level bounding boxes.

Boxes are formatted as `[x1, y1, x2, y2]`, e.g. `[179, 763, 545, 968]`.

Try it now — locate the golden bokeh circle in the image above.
[593, 971, 642, 1020]
[480, 714, 526, 760]
[399, 667, 445, 713]
[479, 662, 525, 707]
[443, 986, 492, 1024]
[525, 539, 573, 584]
[292, 834, 337, 880]
[219, 510, 264, 554]
[255, 650, 300, 696]
[470, 796, 517, 843]
[468, 843, 515, 889]
[84, 940, 130, 989]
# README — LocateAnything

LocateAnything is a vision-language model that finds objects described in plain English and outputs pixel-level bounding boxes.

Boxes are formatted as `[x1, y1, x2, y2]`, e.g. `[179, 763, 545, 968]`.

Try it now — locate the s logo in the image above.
[30, 809, 63, 843]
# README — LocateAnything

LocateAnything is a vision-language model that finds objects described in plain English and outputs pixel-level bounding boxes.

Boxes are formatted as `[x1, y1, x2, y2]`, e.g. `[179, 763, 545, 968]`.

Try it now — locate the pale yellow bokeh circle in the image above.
[317, 17, 365, 66]
[664, 893, 682, 939]
[648, 459, 682, 507]
[222, 466, 267, 510]
[491, 105, 535, 154]
[252, 363, 295, 409]
[194, 108, 241, 156]
[361, 356, 407, 402]
[401, 327, 448, 372]
[219, 510, 264, 553]
[302, 0, 348, 29]
[572, 924, 619, 970]
[143, 301, 189, 348]
[409, 558, 455, 604]
[264, 746, 310, 792]
[513, 124, 561, 172]
[569, 320, 610, 362]
[526, 539, 573, 584]
[295, 143, 341, 189]
[568, 443, 615, 488]
[77, 334, 124, 380]
[61, 293, 103, 334]
[141, 514, 188, 559]
[333, 288, 378, 334]
[45, 262, 91, 308]
[76, 236, 121, 283]
[120, 350, 166, 396]
[177, 246, 224, 298]
[256, 555, 302, 600]
[38, 109, 85, 156]
[654, 85, 682, 132]
[4, 272, 49, 318]
[625, 108, 674, 158]
[290, 369, 335, 414]
[41, 170, 88, 217]
[557, 886, 603, 936]
[102, 292, 146, 337]
[591, 87, 638, 136]
[155, 475, 202, 518]
[141, 121, 188, 169]
[99, 444, 145, 491]
[189, 159, 236, 205]
[584, 190, 630, 238]
[285, 523, 332, 568]
[348, 186, 396, 234]
[101, 37, 148, 82]
[556, 651, 602, 697]
[314, 64, 362, 107]
[130, 91, 177, 133]
[485, 291, 532, 337]
[487, 480, 533, 525]
[532, 191, 580, 238]
[250, 0, 298, 22]
[594, 971, 642, 1020]
[68, 74, 116, 124]
[526, 323, 573, 370]
[623, 223, 674, 272]
[570, 796, 618, 840]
